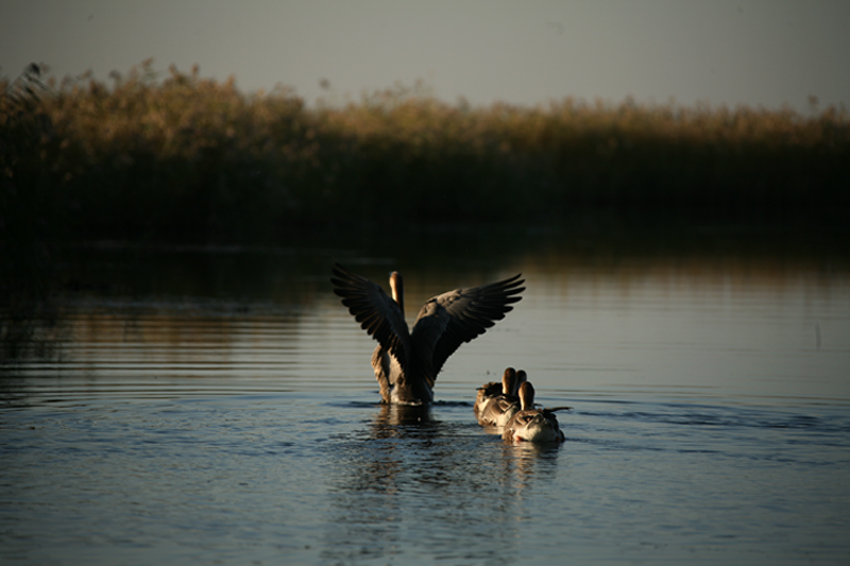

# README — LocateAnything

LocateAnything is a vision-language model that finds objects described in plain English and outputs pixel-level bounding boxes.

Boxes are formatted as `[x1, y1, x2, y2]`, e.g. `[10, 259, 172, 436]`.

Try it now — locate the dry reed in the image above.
[2, 61, 848, 242]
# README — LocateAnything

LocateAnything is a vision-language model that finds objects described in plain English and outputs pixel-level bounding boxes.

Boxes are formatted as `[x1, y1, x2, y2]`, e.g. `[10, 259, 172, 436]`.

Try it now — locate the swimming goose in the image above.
[476, 367, 523, 427]
[474, 367, 516, 416]
[331, 263, 524, 404]
[503, 381, 565, 443]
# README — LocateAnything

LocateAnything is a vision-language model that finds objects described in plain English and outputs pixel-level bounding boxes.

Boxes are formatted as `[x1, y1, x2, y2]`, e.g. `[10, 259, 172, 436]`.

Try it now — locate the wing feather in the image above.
[330, 263, 411, 370]
[411, 273, 524, 379]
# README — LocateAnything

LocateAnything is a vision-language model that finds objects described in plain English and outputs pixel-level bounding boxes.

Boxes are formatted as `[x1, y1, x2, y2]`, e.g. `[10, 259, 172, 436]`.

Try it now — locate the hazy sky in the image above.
[2, 0, 849, 112]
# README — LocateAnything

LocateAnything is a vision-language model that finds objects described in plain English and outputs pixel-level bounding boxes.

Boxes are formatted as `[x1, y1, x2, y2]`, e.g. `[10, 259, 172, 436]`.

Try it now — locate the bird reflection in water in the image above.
[321, 402, 562, 563]
[331, 401, 562, 500]
[369, 402, 436, 439]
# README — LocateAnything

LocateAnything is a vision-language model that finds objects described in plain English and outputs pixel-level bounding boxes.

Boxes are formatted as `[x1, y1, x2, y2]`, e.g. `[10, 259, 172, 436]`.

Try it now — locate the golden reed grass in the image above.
[2, 61, 848, 241]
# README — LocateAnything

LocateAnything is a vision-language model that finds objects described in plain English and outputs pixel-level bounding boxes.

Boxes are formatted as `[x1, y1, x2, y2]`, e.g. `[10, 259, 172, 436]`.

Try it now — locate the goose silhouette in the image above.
[331, 263, 524, 404]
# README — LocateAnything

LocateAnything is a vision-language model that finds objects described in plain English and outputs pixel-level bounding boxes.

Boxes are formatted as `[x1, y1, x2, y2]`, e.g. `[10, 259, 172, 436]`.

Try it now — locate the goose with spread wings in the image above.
[331, 263, 525, 404]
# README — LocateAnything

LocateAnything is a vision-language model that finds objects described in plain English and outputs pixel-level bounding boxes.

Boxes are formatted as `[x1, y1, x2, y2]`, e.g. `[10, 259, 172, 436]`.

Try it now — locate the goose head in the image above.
[389, 271, 404, 312]
[501, 367, 518, 395]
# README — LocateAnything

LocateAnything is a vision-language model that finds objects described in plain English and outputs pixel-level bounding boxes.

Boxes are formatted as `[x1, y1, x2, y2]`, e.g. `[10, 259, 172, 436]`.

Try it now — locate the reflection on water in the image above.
[2, 226, 850, 564]
[322, 402, 563, 564]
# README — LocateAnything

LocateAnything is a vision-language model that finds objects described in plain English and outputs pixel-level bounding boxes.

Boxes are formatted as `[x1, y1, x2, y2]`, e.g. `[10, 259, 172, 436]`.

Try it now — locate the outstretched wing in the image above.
[411, 273, 524, 380]
[330, 263, 411, 370]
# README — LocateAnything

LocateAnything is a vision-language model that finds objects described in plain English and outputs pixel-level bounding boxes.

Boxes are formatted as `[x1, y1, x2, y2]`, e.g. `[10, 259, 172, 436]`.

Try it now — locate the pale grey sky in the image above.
[2, 0, 848, 113]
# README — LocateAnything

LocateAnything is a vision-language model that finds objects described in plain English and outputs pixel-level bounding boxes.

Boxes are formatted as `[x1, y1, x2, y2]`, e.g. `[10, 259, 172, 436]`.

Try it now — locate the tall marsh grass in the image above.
[2, 61, 848, 243]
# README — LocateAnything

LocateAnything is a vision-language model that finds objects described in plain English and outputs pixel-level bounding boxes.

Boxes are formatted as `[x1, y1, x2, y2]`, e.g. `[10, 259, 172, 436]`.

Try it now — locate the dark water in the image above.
[2, 230, 850, 565]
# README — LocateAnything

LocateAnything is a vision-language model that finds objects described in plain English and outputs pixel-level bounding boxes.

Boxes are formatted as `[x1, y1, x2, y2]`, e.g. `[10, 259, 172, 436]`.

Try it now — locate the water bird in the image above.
[503, 382, 566, 443]
[474, 367, 516, 415]
[476, 368, 528, 427]
[331, 263, 525, 404]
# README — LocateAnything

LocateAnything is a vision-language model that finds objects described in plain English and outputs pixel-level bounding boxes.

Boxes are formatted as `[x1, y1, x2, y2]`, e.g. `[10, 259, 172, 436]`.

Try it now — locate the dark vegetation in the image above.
[2, 60, 848, 246]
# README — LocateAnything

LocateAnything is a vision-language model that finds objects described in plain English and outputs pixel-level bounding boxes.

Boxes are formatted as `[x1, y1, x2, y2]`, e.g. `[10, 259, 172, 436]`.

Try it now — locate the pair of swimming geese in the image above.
[331, 263, 567, 443]
[474, 367, 567, 443]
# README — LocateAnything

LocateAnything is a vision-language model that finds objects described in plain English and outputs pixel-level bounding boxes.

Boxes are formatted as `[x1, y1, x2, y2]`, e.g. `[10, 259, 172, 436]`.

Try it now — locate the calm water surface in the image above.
[2, 232, 849, 565]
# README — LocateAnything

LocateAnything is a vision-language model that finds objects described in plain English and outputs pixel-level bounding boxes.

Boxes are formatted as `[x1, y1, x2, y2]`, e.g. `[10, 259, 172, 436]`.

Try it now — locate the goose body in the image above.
[331, 263, 524, 404]
[503, 381, 565, 443]
[474, 367, 515, 416]
[476, 368, 526, 427]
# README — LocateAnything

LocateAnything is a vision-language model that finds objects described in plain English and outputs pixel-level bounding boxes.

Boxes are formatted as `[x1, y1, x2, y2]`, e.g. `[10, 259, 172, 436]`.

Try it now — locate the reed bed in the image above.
[2, 61, 848, 243]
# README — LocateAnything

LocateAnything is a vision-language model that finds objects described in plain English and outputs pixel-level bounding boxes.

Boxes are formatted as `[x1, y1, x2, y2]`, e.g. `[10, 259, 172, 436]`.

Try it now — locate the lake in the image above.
[2, 224, 849, 565]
